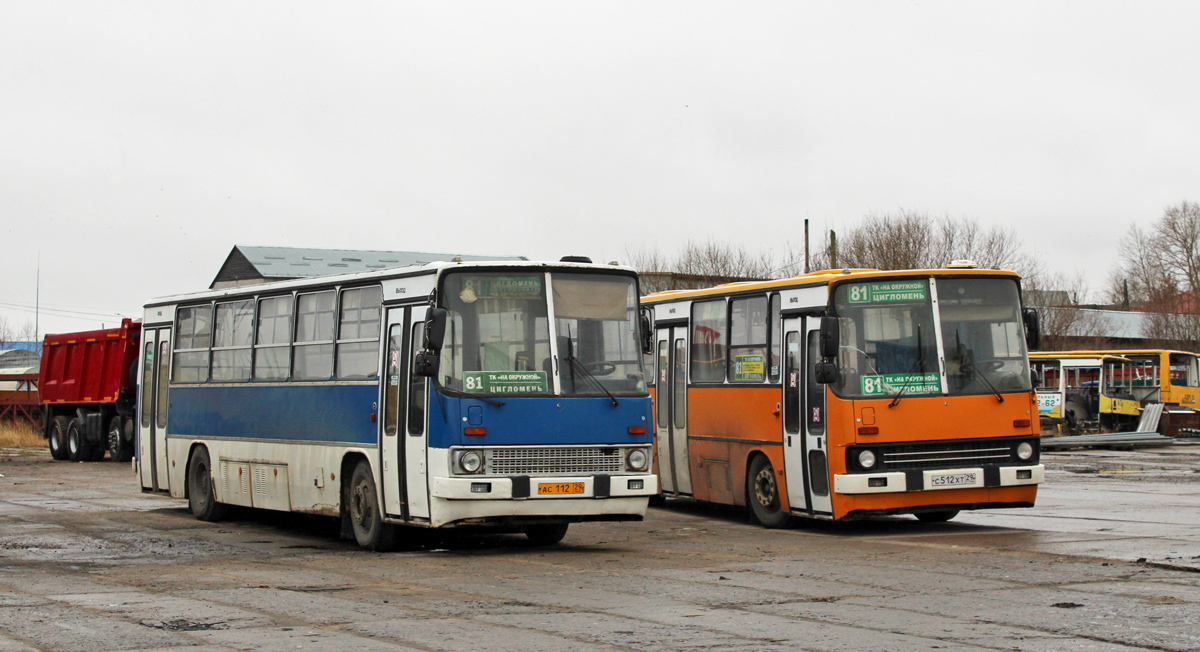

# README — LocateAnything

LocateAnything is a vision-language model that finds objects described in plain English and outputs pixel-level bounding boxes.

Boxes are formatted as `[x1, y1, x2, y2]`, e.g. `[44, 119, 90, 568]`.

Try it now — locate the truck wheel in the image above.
[348, 459, 396, 551]
[67, 418, 92, 462]
[107, 416, 133, 462]
[187, 446, 226, 521]
[747, 454, 792, 529]
[525, 523, 569, 546]
[49, 416, 70, 460]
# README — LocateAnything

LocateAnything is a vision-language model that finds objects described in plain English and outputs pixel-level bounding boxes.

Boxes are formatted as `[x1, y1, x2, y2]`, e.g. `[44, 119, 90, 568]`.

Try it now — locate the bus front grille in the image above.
[489, 447, 625, 475]
[877, 441, 1017, 471]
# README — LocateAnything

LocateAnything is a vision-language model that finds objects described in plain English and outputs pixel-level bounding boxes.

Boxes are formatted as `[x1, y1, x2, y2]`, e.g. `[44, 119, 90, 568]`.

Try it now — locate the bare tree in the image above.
[1109, 201, 1200, 349]
[0, 317, 36, 349]
[624, 240, 777, 295]
[806, 210, 1033, 274]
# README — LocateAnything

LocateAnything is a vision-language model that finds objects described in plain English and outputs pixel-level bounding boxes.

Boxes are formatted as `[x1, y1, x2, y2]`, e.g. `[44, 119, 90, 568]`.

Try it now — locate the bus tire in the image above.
[187, 446, 226, 521]
[747, 454, 791, 529]
[915, 510, 959, 523]
[107, 416, 133, 462]
[49, 416, 70, 460]
[67, 418, 92, 463]
[349, 460, 396, 551]
[525, 523, 569, 546]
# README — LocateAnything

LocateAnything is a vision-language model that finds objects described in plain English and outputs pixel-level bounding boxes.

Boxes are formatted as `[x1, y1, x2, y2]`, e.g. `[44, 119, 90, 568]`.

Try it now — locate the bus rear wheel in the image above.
[525, 523, 569, 546]
[349, 460, 396, 551]
[915, 510, 959, 523]
[48, 416, 70, 460]
[187, 446, 226, 522]
[747, 454, 791, 529]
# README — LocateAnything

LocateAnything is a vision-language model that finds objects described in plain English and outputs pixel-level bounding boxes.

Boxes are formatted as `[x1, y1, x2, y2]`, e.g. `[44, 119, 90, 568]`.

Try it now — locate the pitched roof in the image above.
[210, 245, 523, 289]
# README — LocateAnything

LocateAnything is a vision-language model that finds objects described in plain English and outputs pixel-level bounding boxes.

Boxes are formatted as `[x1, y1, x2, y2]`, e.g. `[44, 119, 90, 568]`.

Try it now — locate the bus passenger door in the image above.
[379, 308, 407, 518]
[404, 306, 431, 519]
[654, 326, 692, 496]
[803, 317, 832, 515]
[137, 327, 171, 492]
[781, 318, 807, 512]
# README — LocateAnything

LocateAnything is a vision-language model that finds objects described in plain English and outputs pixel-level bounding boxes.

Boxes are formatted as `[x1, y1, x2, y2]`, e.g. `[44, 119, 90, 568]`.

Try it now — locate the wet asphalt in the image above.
[0, 444, 1198, 651]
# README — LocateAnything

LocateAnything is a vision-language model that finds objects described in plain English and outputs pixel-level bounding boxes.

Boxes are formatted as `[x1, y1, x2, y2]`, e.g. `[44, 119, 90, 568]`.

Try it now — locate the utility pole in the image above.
[804, 219, 810, 274]
[35, 252, 40, 347]
[830, 230, 838, 269]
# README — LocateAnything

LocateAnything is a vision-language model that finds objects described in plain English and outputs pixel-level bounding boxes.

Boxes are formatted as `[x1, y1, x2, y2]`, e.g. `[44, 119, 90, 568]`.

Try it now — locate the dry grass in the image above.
[0, 422, 44, 448]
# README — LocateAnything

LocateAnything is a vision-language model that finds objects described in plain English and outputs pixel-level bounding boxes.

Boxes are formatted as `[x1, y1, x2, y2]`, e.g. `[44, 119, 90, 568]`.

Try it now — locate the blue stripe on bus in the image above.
[167, 384, 379, 445]
[427, 395, 654, 448]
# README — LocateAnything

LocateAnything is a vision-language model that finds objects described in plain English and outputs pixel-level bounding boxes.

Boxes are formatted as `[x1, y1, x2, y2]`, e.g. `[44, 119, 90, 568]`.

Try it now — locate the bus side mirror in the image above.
[815, 361, 838, 384]
[414, 351, 439, 378]
[819, 315, 839, 359]
[1023, 307, 1040, 350]
[425, 308, 448, 352]
[640, 310, 653, 355]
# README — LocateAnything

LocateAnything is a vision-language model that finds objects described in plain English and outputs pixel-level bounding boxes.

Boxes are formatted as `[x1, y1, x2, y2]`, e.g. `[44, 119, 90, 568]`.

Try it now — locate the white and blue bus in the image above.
[136, 259, 657, 549]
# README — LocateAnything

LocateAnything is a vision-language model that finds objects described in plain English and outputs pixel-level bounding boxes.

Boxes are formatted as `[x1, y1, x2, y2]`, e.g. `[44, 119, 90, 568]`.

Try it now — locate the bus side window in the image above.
[806, 330, 825, 436]
[408, 323, 426, 436]
[768, 294, 781, 383]
[784, 332, 800, 434]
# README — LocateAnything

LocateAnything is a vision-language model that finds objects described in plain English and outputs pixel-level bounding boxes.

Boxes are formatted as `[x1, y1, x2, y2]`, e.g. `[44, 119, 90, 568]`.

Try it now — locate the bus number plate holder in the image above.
[928, 472, 977, 489]
[538, 482, 585, 495]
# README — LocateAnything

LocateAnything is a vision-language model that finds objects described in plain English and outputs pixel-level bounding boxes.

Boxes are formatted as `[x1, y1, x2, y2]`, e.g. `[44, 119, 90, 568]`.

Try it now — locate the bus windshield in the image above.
[832, 277, 1031, 398]
[438, 271, 647, 397]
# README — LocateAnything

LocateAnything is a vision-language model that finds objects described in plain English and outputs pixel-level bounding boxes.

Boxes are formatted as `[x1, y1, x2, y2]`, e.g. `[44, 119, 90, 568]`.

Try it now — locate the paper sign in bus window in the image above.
[847, 281, 927, 304]
[460, 277, 542, 303]
[860, 372, 940, 396]
[463, 371, 549, 394]
[733, 354, 765, 382]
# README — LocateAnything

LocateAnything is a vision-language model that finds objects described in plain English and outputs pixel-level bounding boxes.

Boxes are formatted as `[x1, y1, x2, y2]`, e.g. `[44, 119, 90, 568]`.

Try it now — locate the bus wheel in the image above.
[349, 460, 396, 551]
[187, 447, 226, 522]
[66, 418, 92, 463]
[915, 510, 959, 523]
[525, 523, 569, 546]
[107, 416, 133, 462]
[747, 455, 791, 529]
[48, 416, 70, 461]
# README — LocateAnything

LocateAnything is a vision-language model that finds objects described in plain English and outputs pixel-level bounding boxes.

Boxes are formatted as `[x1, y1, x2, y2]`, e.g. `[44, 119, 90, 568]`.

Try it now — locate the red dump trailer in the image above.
[40, 318, 141, 462]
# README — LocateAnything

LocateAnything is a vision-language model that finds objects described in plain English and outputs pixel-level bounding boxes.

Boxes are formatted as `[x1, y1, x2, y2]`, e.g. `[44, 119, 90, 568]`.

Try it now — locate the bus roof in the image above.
[1054, 349, 1198, 358]
[1029, 352, 1133, 362]
[145, 259, 638, 308]
[641, 267, 1021, 303]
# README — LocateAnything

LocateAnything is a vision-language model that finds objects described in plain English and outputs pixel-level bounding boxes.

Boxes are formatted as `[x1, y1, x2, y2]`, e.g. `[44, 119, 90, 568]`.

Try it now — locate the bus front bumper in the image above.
[833, 464, 1044, 495]
[432, 473, 658, 500]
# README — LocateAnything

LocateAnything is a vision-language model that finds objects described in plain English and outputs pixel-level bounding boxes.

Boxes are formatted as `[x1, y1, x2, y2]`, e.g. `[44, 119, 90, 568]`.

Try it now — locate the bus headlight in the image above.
[459, 450, 484, 474]
[858, 449, 877, 470]
[1016, 442, 1034, 461]
[626, 448, 648, 472]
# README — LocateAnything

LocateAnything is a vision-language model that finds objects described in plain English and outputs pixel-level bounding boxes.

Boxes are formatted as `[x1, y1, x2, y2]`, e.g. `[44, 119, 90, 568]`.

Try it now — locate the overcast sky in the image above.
[3, 2, 1198, 337]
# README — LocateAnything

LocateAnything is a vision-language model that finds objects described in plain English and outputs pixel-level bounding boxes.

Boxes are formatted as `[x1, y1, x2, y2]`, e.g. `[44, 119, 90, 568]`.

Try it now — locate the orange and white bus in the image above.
[642, 266, 1044, 527]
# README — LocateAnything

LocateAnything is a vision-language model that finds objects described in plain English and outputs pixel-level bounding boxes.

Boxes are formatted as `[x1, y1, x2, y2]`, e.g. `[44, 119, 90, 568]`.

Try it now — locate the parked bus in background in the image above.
[1030, 352, 1141, 435]
[642, 263, 1043, 527]
[138, 258, 656, 549]
[1072, 350, 1200, 408]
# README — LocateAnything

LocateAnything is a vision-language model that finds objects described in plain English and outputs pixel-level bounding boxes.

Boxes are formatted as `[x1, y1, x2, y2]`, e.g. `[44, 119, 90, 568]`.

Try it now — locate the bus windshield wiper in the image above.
[956, 331, 1004, 403]
[889, 325, 925, 408]
[563, 327, 619, 407]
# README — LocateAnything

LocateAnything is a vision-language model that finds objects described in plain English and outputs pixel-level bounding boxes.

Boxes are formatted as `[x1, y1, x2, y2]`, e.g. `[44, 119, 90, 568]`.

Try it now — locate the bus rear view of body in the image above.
[138, 259, 656, 549]
[643, 266, 1043, 527]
